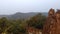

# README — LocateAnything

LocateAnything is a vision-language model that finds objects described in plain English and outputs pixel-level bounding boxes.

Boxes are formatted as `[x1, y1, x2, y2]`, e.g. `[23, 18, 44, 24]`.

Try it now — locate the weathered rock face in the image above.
[56, 10, 60, 34]
[26, 27, 42, 34]
[43, 9, 60, 34]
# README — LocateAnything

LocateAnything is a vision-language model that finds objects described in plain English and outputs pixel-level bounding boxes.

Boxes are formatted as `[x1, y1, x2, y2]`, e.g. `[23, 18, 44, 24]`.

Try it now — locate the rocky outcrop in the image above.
[43, 8, 60, 34]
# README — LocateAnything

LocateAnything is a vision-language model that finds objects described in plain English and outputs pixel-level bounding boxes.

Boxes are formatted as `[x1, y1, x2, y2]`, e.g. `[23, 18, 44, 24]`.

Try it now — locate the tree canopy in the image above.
[0, 13, 46, 34]
[26, 13, 46, 29]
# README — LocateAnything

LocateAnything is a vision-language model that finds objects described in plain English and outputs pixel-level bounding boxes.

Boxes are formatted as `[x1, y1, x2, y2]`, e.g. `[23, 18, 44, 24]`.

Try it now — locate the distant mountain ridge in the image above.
[0, 12, 48, 20]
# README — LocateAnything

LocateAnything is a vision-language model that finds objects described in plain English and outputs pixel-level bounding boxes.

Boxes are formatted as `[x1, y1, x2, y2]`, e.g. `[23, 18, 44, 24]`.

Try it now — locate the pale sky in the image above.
[0, 0, 60, 15]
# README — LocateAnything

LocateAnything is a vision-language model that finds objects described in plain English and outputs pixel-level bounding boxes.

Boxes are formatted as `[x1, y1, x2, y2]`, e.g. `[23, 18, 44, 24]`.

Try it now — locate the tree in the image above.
[0, 17, 11, 34]
[26, 13, 46, 29]
[7, 19, 26, 34]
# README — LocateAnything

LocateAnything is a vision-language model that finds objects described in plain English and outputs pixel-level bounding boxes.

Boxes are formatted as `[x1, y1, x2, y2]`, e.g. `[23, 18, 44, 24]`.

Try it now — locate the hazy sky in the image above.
[0, 0, 60, 15]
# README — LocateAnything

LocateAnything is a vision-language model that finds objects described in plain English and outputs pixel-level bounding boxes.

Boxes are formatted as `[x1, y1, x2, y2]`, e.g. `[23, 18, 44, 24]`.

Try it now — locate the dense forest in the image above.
[0, 13, 46, 34]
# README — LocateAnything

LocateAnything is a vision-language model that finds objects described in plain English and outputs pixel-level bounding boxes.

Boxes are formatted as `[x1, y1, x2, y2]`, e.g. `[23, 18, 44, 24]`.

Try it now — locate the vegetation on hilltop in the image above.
[0, 13, 46, 34]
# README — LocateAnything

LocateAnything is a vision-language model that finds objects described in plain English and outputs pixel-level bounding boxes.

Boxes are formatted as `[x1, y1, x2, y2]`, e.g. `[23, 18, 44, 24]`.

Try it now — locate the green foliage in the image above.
[27, 13, 46, 29]
[0, 17, 26, 34]
[0, 13, 46, 34]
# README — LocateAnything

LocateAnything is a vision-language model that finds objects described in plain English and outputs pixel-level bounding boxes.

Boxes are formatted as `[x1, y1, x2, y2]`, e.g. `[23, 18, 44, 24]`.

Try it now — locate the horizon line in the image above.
[0, 12, 48, 15]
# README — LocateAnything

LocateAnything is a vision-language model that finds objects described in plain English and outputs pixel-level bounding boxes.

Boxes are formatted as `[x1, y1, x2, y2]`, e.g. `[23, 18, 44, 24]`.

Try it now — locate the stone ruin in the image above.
[43, 8, 60, 34]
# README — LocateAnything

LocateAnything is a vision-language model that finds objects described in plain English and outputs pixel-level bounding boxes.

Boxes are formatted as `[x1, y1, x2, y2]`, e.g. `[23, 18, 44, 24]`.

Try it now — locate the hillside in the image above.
[0, 12, 48, 20]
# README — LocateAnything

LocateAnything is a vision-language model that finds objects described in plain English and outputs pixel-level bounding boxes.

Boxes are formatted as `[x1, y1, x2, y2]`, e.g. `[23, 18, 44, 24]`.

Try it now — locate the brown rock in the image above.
[43, 8, 57, 34]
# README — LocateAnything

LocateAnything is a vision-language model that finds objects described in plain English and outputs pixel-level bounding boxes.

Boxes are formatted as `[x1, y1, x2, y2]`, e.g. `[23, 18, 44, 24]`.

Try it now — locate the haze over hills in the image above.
[0, 12, 48, 20]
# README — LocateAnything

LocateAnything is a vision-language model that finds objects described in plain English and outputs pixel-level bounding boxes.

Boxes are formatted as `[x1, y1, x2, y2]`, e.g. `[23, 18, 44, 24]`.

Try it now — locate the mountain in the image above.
[42, 12, 48, 16]
[0, 12, 48, 20]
